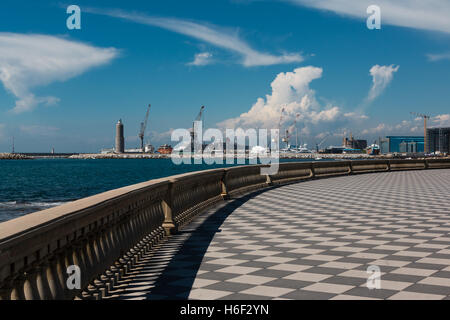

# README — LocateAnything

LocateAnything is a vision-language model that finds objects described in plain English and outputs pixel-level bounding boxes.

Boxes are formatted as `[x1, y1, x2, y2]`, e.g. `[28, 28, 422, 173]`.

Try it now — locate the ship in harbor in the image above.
[157, 144, 173, 154]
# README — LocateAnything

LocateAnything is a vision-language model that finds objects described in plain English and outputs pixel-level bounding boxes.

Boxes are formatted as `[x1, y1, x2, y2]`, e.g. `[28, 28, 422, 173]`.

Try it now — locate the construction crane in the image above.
[410, 112, 430, 153]
[139, 104, 151, 152]
[316, 133, 331, 152]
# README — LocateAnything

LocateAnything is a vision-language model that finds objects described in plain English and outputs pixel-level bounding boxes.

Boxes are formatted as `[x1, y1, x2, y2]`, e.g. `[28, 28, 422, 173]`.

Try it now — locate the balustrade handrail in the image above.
[0, 158, 449, 300]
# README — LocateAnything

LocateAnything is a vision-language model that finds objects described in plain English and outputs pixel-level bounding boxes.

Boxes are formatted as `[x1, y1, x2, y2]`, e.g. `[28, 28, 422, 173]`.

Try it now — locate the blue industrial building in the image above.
[379, 136, 424, 154]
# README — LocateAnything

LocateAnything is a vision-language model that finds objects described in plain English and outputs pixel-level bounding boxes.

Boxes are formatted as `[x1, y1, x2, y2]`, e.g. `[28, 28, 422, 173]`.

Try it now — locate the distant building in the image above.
[379, 136, 424, 154]
[427, 127, 450, 154]
[343, 134, 367, 150]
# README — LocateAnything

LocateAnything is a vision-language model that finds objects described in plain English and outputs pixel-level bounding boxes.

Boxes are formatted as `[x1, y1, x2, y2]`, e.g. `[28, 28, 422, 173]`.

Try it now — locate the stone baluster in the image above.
[162, 183, 177, 236]
[35, 264, 52, 300]
[10, 276, 26, 300]
[46, 255, 64, 299]
[23, 269, 41, 300]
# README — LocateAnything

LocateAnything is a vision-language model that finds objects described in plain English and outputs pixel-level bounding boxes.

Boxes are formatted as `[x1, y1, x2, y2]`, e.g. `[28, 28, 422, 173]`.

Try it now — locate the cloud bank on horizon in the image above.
[216, 63, 450, 144]
[362, 113, 450, 136]
[285, 0, 450, 34]
[218, 66, 367, 140]
[85, 7, 304, 67]
[0, 33, 118, 113]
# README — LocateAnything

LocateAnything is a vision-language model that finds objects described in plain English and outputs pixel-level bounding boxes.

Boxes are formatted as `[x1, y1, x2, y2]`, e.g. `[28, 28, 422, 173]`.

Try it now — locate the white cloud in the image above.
[218, 66, 366, 139]
[187, 52, 213, 66]
[361, 114, 450, 138]
[285, 0, 450, 34]
[367, 64, 399, 101]
[362, 117, 425, 136]
[85, 8, 304, 67]
[430, 114, 450, 127]
[0, 33, 118, 113]
[427, 52, 450, 61]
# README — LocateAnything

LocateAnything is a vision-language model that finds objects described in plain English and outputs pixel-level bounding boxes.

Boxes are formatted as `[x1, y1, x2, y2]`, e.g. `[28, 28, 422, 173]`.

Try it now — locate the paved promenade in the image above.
[104, 169, 450, 300]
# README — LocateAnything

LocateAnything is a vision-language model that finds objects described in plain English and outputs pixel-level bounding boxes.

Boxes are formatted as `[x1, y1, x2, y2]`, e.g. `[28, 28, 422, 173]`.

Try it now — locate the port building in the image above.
[379, 136, 424, 154]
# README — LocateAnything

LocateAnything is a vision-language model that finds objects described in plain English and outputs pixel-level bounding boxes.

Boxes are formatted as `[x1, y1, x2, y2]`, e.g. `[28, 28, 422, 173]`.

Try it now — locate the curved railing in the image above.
[0, 158, 449, 300]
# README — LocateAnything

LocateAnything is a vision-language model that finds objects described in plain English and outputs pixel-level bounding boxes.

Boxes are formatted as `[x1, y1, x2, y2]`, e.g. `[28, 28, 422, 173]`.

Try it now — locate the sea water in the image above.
[0, 158, 317, 222]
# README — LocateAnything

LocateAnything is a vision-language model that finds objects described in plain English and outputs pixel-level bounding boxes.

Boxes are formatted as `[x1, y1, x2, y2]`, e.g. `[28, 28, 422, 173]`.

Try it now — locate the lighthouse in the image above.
[115, 119, 125, 153]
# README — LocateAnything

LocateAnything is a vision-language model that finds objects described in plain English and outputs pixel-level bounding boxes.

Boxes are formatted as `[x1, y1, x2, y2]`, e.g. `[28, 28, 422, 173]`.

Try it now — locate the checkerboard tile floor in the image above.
[105, 169, 450, 300]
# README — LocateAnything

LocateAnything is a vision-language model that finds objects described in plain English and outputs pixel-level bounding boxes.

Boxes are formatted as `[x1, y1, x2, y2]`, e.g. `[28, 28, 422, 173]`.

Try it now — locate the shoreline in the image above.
[2, 152, 448, 160]
[69, 153, 376, 160]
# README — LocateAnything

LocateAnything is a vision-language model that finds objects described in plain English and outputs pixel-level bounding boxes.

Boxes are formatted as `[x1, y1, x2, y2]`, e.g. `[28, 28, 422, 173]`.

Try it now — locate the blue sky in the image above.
[0, 0, 449, 152]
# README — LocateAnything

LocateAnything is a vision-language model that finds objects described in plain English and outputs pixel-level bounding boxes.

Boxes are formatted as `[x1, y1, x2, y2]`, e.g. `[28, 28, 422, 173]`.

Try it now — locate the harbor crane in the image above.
[190, 106, 205, 150]
[277, 107, 286, 146]
[281, 113, 301, 150]
[410, 112, 431, 153]
[191, 105, 205, 133]
[139, 104, 151, 152]
[282, 129, 290, 149]
[278, 107, 285, 130]
[195, 105, 205, 123]
[294, 113, 300, 148]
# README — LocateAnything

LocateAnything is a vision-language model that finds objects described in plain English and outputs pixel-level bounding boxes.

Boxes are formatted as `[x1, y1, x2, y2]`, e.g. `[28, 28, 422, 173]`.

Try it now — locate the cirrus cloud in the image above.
[284, 0, 450, 34]
[0, 33, 119, 113]
[85, 7, 304, 67]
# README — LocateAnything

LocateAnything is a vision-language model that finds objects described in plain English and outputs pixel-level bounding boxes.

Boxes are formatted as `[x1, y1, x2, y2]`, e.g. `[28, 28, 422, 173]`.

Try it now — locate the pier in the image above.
[1, 159, 450, 300]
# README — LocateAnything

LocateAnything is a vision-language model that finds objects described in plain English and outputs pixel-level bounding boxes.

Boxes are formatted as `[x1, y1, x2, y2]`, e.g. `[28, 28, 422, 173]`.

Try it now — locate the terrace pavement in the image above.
[102, 169, 450, 300]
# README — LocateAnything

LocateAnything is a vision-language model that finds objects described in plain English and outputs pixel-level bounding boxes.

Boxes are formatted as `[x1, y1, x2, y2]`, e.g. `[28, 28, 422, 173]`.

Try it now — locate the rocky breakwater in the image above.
[0, 153, 31, 160]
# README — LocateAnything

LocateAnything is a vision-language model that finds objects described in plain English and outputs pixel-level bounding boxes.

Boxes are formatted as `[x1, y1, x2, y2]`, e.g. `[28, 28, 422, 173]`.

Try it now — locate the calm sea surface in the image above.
[0, 158, 316, 222]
